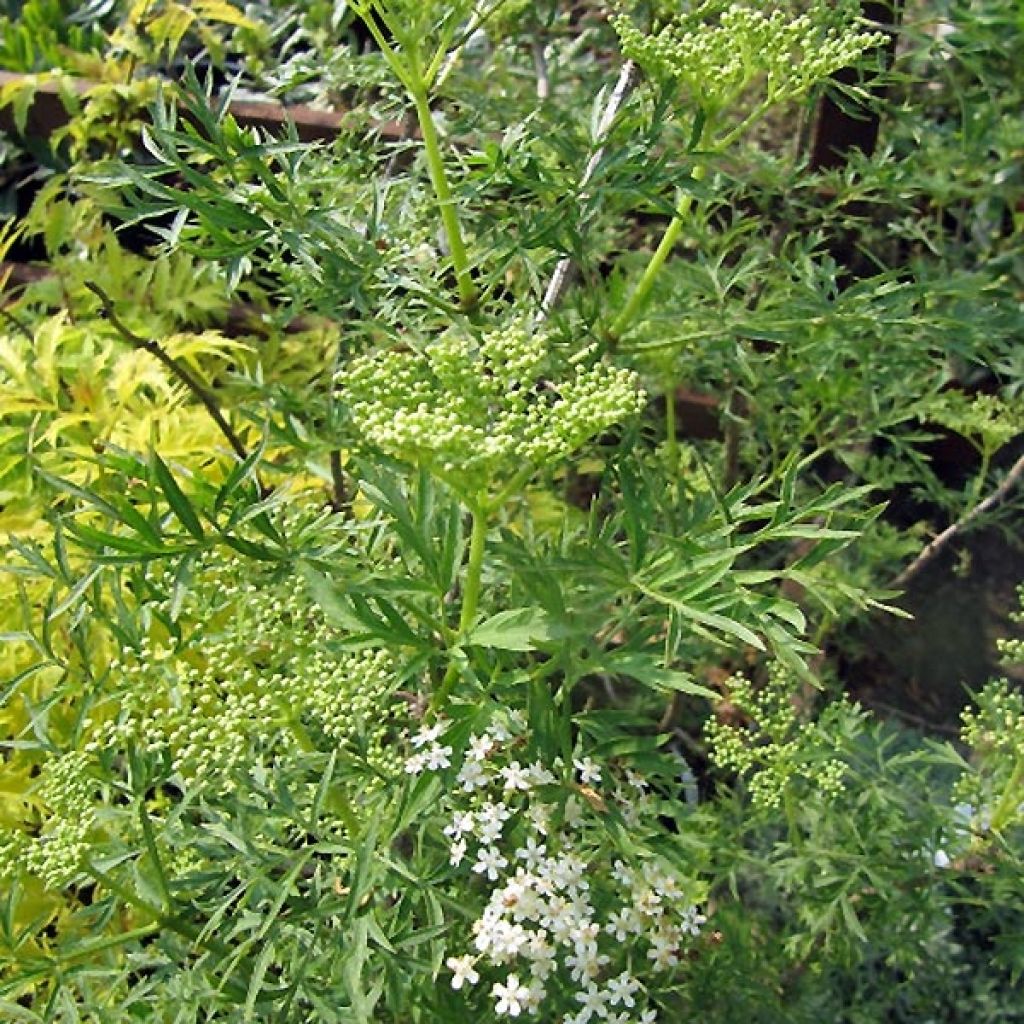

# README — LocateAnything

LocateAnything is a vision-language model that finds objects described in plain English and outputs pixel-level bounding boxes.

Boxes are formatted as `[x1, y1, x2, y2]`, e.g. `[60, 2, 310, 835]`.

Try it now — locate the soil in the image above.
[845, 526, 1024, 733]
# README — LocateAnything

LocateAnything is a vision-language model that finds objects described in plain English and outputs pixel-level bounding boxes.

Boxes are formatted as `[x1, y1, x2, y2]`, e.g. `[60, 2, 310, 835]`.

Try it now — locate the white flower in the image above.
[679, 905, 707, 936]
[444, 811, 475, 840]
[523, 977, 546, 1013]
[468, 733, 496, 761]
[473, 846, 509, 881]
[516, 836, 547, 869]
[450, 837, 468, 867]
[574, 983, 610, 1020]
[424, 743, 453, 771]
[606, 906, 642, 940]
[526, 760, 556, 786]
[573, 756, 602, 785]
[478, 800, 512, 827]
[933, 848, 951, 869]
[624, 768, 648, 791]
[606, 971, 639, 1008]
[527, 801, 552, 835]
[492, 974, 530, 1016]
[569, 918, 601, 952]
[639, 1010, 657, 1023]
[458, 759, 488, 791]
[647, 932, 679, 970]
[412, 718, 449, 748]
[501, 761, 532, 792]
[566, 945, 609, 983]
[489, 721, 514, 743]
[404, 752, 427, 774]
[447, 954, 479, 990]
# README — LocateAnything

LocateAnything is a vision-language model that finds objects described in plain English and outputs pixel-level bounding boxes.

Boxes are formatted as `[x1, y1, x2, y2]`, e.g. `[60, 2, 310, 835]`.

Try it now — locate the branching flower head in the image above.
[705, 664, 852, 809]
[339, 324, 645, 502]
[611, 1, 887, 126]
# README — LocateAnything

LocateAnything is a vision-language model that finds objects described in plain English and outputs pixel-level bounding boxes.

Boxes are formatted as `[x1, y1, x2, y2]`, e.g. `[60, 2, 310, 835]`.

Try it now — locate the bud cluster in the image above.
[611, 1, 887, 122]
[0, 753, 95, 889]
[83, 547, 402, 795]
[705, 665, 850, 809]
[338, 325, 646, 500]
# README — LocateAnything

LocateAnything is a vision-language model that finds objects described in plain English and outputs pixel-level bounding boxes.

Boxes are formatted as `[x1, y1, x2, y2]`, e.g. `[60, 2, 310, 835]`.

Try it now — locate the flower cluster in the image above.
[954, 680, 1024, 833]
[0, 753, 95, 889]
[611, 1, 887, 121]
[995, 584, 1024, 665]
[83, 547, 402, 793]
[705, 665, 850, 809]
[338, 324, 645, 500]
[405, 711, 707, 1021]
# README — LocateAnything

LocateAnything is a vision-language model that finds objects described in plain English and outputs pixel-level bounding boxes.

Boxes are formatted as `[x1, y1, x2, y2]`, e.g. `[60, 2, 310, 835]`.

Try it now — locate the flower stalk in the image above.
[410, 81, 477, 311]
[609, 163, 706, 341]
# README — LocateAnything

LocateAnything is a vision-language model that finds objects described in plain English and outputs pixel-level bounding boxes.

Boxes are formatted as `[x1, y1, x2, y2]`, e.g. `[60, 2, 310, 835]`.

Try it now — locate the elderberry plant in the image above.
[1, 0, 1022, 1021]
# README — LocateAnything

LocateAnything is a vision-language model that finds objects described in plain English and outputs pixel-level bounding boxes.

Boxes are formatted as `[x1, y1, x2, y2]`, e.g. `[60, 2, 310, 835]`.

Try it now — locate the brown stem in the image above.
[329, 449, 348, 513]
[536, 60, 635, 325]
[85, 282, 252, 465]
[892, 446, 1024, 589]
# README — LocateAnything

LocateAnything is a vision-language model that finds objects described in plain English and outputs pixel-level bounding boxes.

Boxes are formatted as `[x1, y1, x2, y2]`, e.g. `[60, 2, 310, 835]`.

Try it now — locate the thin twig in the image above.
[85, 282, 252, 465]
[858, 697, 960, 737]
[531, 37, 550, 101]
[0, 304, 33, 342]
[535, 60, 636, 324]
[329, 449, 347, 513]
[892, 447, 1024, 589]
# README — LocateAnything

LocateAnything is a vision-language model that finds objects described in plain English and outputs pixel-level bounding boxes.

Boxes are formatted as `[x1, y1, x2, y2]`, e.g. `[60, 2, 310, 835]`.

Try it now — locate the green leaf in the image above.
[152, 455, 205, 541]
[594, 652, 717, 699]
[467, 607, 553, 650]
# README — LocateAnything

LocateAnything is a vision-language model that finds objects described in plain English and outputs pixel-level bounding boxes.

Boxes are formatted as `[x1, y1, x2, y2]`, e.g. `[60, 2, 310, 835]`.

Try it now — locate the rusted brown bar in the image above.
[809, 1, 905, 171]
[0, 70, 409, 144]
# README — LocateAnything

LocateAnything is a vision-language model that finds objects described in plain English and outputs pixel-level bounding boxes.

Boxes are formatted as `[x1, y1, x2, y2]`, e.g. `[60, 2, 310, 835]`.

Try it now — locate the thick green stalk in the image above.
[410, 83, 477, 311]
[432, 504, 489, 711]
[609, 163, 706, 340]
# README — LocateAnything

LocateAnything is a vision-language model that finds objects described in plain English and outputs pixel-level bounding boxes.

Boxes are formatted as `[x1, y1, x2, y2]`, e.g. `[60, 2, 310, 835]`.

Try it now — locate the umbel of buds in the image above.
[610, 0, 888, 124]
[339, 324, 646, 502]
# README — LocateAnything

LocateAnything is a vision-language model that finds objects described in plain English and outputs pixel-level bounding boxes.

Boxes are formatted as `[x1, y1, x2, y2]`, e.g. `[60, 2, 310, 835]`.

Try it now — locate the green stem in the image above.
[609, 163, 706, 340]
[991, 755, 1024, 833]
[432, 503, 489, 711]
[665, 380, 678, 471]
[410, 83, 477, 311]
[458, 504, 488, 634]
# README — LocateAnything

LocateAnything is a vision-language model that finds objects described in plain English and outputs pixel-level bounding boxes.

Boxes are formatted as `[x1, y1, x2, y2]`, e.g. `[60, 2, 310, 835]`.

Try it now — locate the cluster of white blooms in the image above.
[611, 1, 887, 120]
[83, 546, 401, 793]
[338, 325, 646, 499]
[0, 753, 95, 889]
[405, 711, 708, 1021]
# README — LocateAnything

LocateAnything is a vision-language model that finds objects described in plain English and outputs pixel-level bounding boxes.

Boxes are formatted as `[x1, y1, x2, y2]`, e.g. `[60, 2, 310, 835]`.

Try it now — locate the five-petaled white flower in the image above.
[501, 761, 532, 792]
[492, 973, 530, 1016]
[447, 954, 479, 990]
[412, 718, 449, 749]
[573, 756, 602, 785]
[473, 846, 509, 881]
